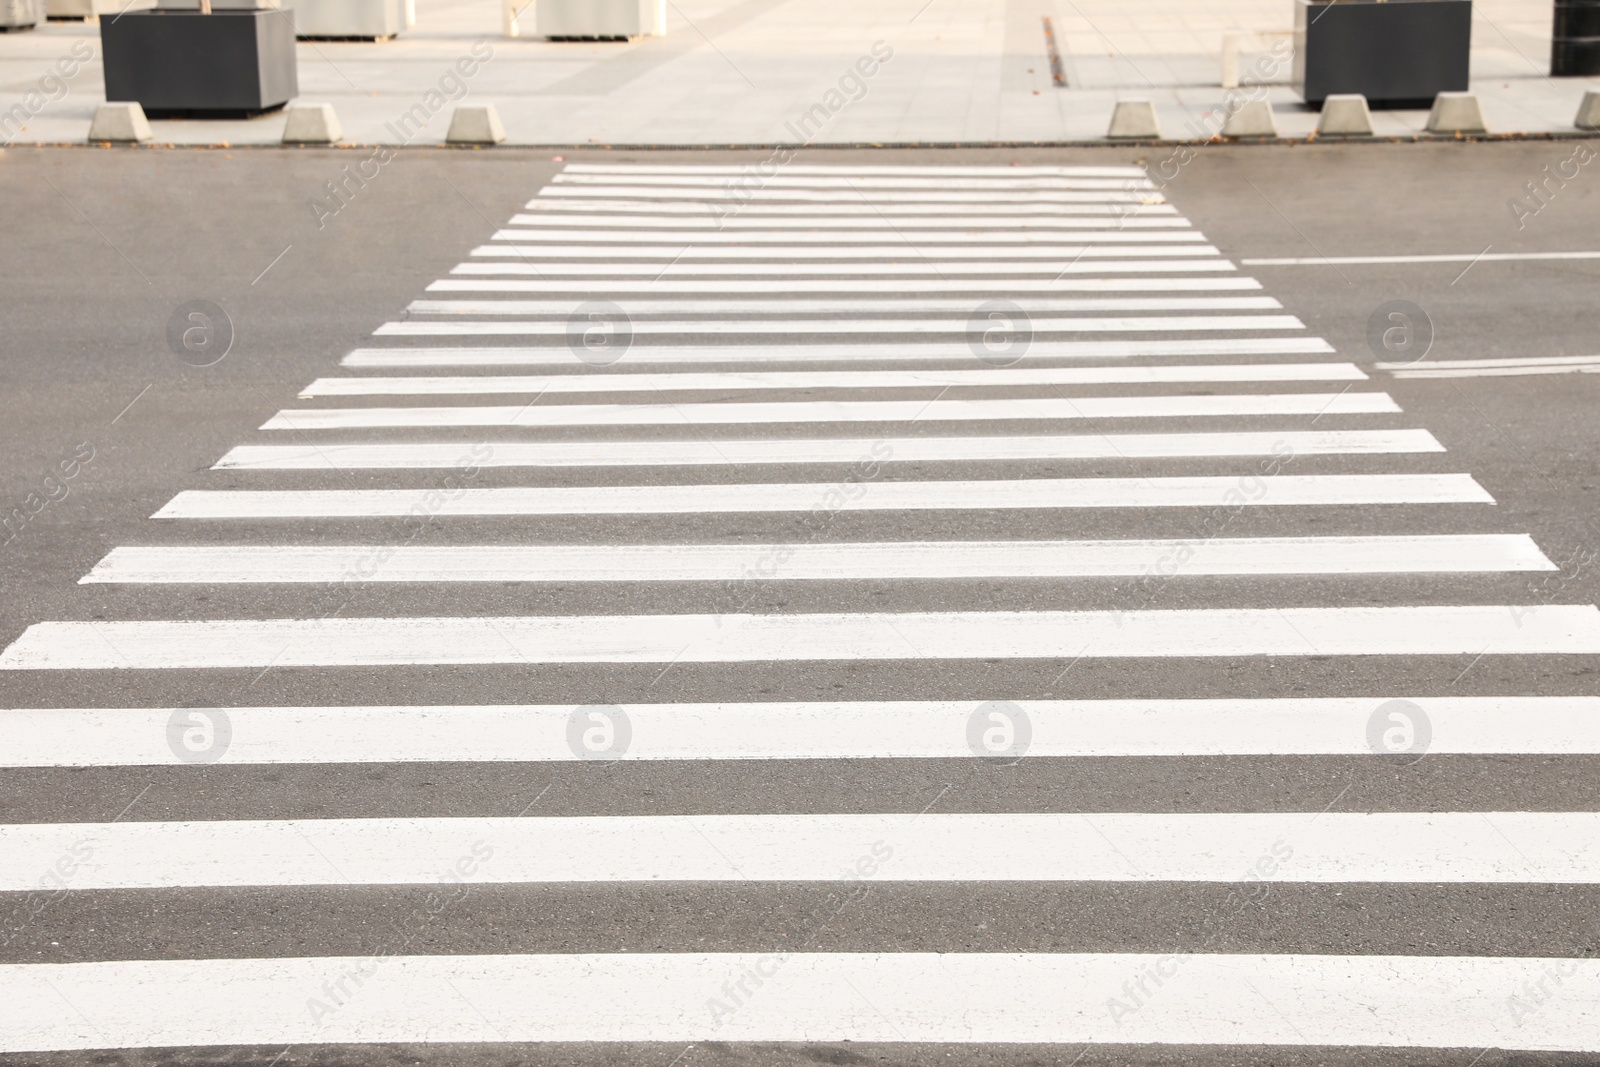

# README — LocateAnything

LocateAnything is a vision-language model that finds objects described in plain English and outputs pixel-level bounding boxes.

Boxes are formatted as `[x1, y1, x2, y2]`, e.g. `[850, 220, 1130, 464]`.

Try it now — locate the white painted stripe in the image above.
[375, 315, 1306, 338]
[561, 162, 1152, 176]
[470, 244, 1218, 259]
[3, 952, 1597, 1052]
[523, 198, 1180, 216]
[1242, 251, 1600, 265]
[430, 277, 1262, 293]
[1390, 365, 1600, 380]
[5, 696, 1594, 766]
[491, 229, 1205, 244]
[299, 364, 1362, 398]
[550, 175, 1152, 191]
[1378, 355, 1600, 371]
[342, 337, 1335, 367]
[451, 260, 1238, 275]
[260, 392, 1389, 429]
[83, 536, 1549, 585]
[10, 604, 1580, 670]
[3, 812, 1600, 889]
[505, 212, 1191, 229]
[1380, 355, 1600, 379]
[212, 429, 1447, 470]
[406, 297, 1281, 316]
[537, 187, 1156, 203]
[550, 173, 1154, 190]
[156, 474, 1489, 518]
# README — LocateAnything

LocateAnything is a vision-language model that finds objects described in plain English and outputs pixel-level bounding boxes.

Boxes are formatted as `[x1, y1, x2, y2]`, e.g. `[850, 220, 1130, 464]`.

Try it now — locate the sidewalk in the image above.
[2, 0, 1596, 146]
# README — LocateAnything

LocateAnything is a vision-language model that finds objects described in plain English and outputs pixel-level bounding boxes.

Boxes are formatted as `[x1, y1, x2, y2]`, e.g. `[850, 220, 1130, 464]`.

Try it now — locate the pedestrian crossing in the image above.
[1, 161, 1595, 1060]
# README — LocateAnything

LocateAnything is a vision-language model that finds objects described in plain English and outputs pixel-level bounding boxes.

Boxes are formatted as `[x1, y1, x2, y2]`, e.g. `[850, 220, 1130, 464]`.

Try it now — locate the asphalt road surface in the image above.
[0, 139, 1598, 1065]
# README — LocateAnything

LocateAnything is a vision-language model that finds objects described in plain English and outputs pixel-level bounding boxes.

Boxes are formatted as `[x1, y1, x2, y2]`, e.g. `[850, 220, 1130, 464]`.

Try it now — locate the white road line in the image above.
[562, 163, 1152, 176]
[1378, 355, 1600, 371]
[299, 364, 1361, 397]
[214, 429, 1444, 470]
[342, 338, 1334, 367]
[452, 260, 1238, 275]
[470, 244, 1218, 259]
[3, 813, 1600, 888]
[490, 229, 1206, 244]
[429, 277, 1261, 293]
[1242, 251, 1600, 266]
[406, 297, 1281, 316]
[505, 213, 1191, 228]
[82, 535, 1550, 585]
[551, 174, 1155, 191]
[5, 696, 1594, 766]
[375, 315, 1305, 337]
[6, 604, 1579, 669]
[536, 187, 1158, 203]
[260, 392, 1389, 429]
[550, 178, 1152, 195]
[155, 474, 1489, 518]
[1380, 355, 1600, 379]
[523, 199, 1180, 216]
[9, 953, 1598, 1051]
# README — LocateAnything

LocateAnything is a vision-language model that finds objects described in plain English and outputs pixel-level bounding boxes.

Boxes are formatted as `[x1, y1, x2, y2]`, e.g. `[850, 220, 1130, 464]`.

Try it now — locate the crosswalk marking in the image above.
[343, 337, 1334, 366]
[409, 296, 1281, 315]
[4, 953, 1598, 1051]
[471, 243, 1219, 259]
[3, 160, 1591, 1059]
[261, 393, 1387, 429]
[299, 364, 1360, 397]
[6, 697, 1596, 766]
[81, 535, 1552, 584]
[431, 276, 1260, 292]
[505, 212, 1192, 228]
[453, 258, 1241, 274]
[552, 173, 1157, 190]
[5, 606, 1594, 669]
[214, 430, 1445, 469]
[561, 163, 1154, 176]
[490, 229, 1207, 244]
[536, 187, 1160, 203]
[154, 474, 1491, 518]
[4, 812, 1598, 888]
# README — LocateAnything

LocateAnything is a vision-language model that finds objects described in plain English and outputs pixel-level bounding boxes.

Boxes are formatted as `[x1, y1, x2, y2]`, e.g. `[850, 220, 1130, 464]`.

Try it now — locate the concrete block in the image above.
[1577, 90, 1600, 130]
[1107, 100, 1161, 139]
[446, 105, 506, 145]
[1221, 98, 1278, 138]
[1426, 91, 1486, 133]
[1317, 93, 1373, 136]
[282, 103, 342, 144]
[87, 102, 153, 143]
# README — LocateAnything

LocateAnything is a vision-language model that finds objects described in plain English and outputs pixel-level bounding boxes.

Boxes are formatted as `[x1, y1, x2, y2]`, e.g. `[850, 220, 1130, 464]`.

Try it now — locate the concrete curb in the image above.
[282, 103, 343, 145]
[1317, 94, 1374, 137]
[446, 105, 506, 145]
[1427, 91, 1488, 134]
[1107, 101, 1161, 140]
[1221, 99, 1278, 138]
[86, 102, 152, 144]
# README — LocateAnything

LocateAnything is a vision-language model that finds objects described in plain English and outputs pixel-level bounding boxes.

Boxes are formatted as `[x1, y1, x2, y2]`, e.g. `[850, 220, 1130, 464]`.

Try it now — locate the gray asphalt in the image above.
[1, 140, 1598, 1067]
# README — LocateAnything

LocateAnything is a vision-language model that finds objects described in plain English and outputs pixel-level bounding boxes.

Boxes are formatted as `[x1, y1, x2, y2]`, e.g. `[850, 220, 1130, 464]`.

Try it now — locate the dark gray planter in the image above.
[1294, 0, 1471, 108]
[1552, 0, 1600, 75]
[100, 8, 298, 117]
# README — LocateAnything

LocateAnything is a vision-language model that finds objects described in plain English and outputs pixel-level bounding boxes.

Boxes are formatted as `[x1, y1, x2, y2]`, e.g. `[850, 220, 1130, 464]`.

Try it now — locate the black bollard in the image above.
[1552, 0, 1600, 75]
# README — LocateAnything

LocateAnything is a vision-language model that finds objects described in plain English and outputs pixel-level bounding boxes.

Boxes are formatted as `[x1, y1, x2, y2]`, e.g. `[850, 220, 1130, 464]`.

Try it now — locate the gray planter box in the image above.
[285, 0, 404, 39]
[100, 8, 298, 117]
[0, 0, 44, 29]
[1294, 0, 1471, 107]
[46, 0, 152, 18]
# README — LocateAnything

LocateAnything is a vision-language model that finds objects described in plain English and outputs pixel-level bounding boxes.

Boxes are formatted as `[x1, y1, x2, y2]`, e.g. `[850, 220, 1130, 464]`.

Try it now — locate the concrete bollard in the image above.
[87, 102, 153, 144]
[1317, 94, 1373, 136]
[282, 103, 342, 145]
[1576, 90, 1600, 130]
[1426, 91, 1486, 134]
[1107, 100, 1161, 139]
[446, 104, 506, 145]
[1222, 98, 1278, 138]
